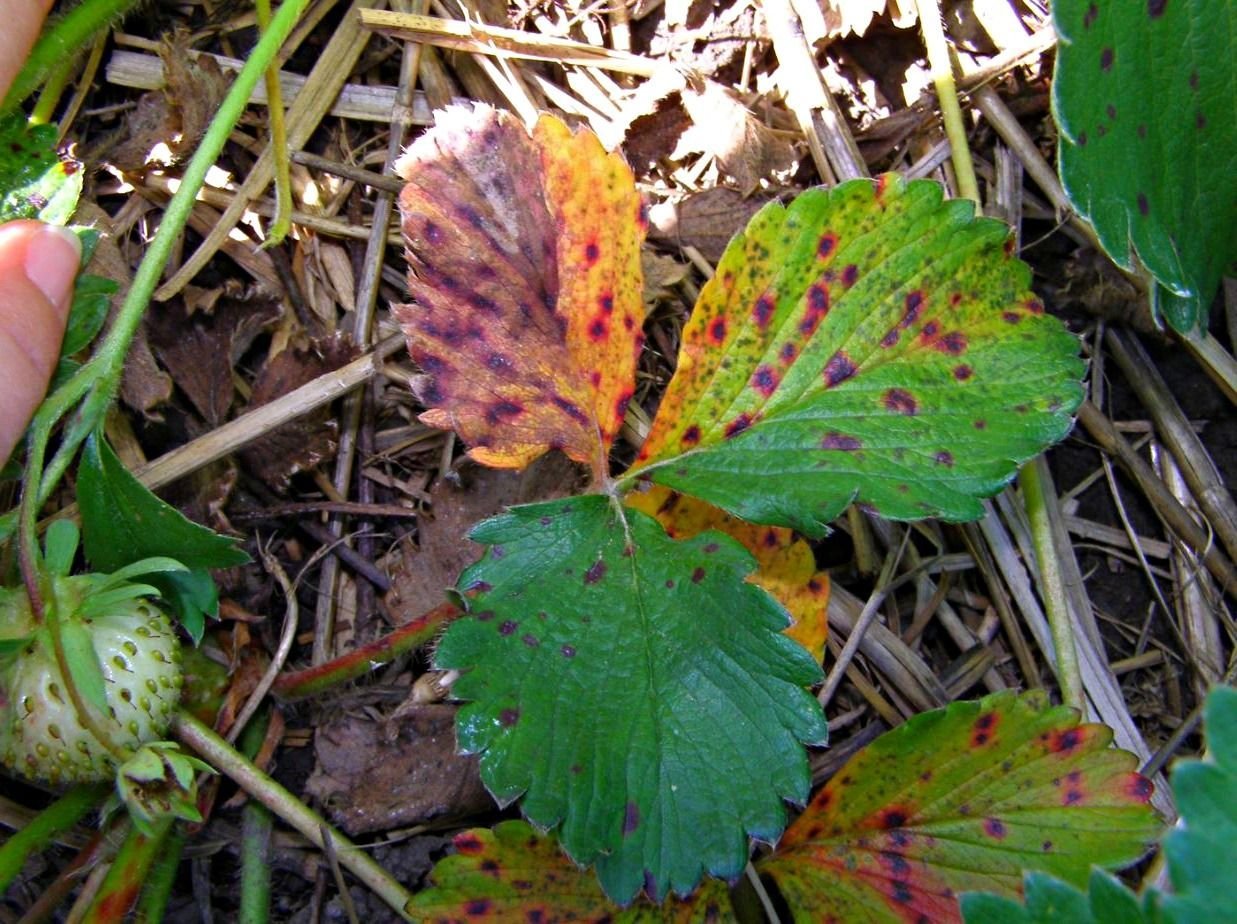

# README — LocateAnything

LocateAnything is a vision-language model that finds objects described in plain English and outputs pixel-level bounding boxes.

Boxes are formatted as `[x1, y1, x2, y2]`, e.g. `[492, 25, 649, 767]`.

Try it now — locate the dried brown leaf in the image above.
[677, 79, 798, 194]
[240, 334, 359, 490]
[306, 705, 494, 836]
[648, 187, 773, 263]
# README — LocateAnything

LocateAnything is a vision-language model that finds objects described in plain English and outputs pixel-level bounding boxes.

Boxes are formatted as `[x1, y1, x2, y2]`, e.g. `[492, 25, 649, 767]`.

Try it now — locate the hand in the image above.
[0, 0, 82, 466]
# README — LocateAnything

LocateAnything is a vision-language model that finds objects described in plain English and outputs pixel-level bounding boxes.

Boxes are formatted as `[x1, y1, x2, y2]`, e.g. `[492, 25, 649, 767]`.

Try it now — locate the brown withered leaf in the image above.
[648, 187, 773, 263]
[677, 79, 798, 195]
[148, 292, 281, 426]
[240, 334, 359, 490]
[306, 705, 494, 836]
[383, 454, 582, 621]
[109, 36, 230, 171]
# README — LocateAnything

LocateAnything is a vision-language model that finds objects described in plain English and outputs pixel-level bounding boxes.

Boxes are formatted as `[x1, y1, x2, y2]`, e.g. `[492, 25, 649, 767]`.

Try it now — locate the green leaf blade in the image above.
[629, 176, 1083, 536]
[1053, 0, 1237, 332]
[0, 113, 82, 225]
[436, 495, 826, 903]
[78, 434, 248, 576]
[759, 691, 1160, 922]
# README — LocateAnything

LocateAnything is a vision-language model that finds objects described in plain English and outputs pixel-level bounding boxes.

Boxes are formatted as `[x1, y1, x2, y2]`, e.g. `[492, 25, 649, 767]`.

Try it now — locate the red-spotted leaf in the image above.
[408, 820, 737, 922]
[396, 104, 645, 479]
[758, 691, 1161, 923]
[1053, 0, 1236, 333]
[626, 484, 829, 660]
[625, 175, 1084, 537]
[434, 494, 827, 903]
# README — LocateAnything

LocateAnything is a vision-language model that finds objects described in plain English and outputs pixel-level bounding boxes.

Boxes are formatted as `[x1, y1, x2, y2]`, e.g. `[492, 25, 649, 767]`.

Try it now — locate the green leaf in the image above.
[1161, 686, 1237, 924]
[43, 519, 80, 577]
[78, 433, 249, 576]
[962, 869, 1155, 924]
[759, 691, 1160, 922]
[627, 176, 1083, 537]
[1052, 0, 1236, 333]
[146, 570, 219, 645]
[59, 618, 109, 714]
[0, 113, 82, 224]
[435, 494, 827, 903]
[61, 273, 117, 357]
[409, 820, 737, 922]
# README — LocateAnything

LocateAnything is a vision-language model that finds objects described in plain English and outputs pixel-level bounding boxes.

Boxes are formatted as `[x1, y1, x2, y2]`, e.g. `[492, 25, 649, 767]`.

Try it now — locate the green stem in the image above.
[133, 825, 185, 923]
[1020, 457, 1084, 710]
[914, 0, 980, 205]
[29, 56, 76, 125]
[272, 600, 458, 700]
[238, 710, 273, 924]
[1, 0, 144, 115]
[172, 711, 416, 921]
[83, 816, 173, 922]
[0, 784, 107, 892]
[255, 0, 293, 246]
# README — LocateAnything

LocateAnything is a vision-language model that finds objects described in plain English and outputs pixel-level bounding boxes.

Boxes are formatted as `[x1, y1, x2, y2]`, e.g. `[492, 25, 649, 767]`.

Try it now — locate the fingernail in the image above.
[25, 225, 81, 312]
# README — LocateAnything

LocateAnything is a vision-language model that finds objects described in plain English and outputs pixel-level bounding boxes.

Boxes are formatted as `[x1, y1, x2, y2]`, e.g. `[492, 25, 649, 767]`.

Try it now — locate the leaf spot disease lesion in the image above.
[500, 708, 520, 727]
[817, 231, 838, 259]
[883, 388, 918, 415]
[821, 432, 862, 451]
[934, 451, 954, 467]
[623, 801, 640, 836]
[752, 294, 775, 327]
[583, 561, 607, 584]
[751, 365, 778, 396]
[725, 414, 754, 438]
[707, 317, 728, 344]
[983, 818, 1007, 839]
[971, 711, 998, 746]
[823, 351, 857, 387]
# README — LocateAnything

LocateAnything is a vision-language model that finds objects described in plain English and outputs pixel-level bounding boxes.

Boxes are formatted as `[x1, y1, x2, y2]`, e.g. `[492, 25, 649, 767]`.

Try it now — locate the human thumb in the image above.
[0, 220, 80, 466]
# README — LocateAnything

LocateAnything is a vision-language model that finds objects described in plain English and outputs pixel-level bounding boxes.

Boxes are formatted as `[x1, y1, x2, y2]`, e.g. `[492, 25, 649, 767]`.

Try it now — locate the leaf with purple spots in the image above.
[1053, 0, 1236, 333]
[396, 104, 645, 480]
[625, 175, 1083, 537]
[625, 485, 829, 660]
[758, 690, 1160, 923]
[434, 494, 827, 903]
[408, 820, 737, 922]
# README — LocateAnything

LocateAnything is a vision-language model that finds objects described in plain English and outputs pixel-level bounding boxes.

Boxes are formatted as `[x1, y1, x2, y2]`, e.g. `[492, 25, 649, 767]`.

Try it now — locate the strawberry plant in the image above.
[1052, 0, 1236, 333]
[392, 102, 1108, 906]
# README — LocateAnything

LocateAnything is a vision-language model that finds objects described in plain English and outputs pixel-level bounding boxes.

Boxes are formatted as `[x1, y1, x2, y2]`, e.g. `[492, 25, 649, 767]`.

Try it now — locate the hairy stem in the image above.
[1, 0, 144, 115]
[0, 784, 107, 892]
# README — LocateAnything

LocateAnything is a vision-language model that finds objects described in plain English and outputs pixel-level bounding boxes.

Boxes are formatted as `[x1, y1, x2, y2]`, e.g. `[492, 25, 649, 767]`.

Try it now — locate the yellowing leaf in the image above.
[409, 820, 737, 922]
[626, 485, 828, 660]
[625, 176, 1083, 537]
[396, 104, 645, 479]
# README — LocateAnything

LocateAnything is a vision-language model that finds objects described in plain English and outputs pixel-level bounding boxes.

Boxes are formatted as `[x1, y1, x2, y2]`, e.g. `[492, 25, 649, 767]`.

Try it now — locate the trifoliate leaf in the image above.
[626, 176, 1083, 537]
[0, 113, 82, 225]
[435, 495, 827, 903]
[396, 104, 645, 478]
[1052, 0, 1236, 333]
[408, 820, 737, 922]
[759, 691, 1159, 922]
[78, 433, 248, 577]
[626, 484, 829, 660]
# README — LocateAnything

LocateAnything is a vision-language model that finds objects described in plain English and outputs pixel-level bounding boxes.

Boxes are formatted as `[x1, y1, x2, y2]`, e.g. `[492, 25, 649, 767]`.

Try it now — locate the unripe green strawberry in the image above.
[0, 575, 183, 784]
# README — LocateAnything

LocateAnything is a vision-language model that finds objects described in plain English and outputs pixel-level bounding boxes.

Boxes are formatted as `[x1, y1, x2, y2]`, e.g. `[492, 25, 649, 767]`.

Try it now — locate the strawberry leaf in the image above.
[0, 113, 82, 225]
[759, 691, 1159, 923]
[435, 494, 827, 903]
[1053, 0, 1236, 333]
[960, 687, 1237, 924]
[626, 484, 829, 660]
[396, 104, 645, 478]
[1160, 685, 1237, 922]
[78, 434, 249, 578]
[409, 820, 736, 922]
[625, 176, 1083, 537]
